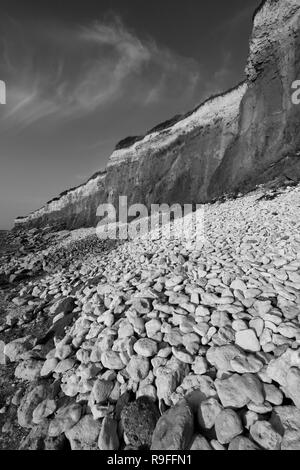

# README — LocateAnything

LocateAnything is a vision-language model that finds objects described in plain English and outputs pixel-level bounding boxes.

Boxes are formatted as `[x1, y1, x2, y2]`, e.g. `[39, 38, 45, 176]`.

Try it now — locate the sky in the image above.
[0, 0, 261, 229]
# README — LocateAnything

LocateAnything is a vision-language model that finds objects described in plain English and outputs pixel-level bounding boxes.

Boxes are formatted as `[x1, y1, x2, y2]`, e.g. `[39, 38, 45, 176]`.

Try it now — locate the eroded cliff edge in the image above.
[15, 0, 300, 230]
[209, 0, 300, 196]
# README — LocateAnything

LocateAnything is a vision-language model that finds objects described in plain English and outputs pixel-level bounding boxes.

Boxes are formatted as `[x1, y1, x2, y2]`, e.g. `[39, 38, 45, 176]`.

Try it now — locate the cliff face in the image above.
[209, 0, 300, 196]
[15, 0, 300, 231]
[15, 172, 107, 230]
[104, 84, 247, 210]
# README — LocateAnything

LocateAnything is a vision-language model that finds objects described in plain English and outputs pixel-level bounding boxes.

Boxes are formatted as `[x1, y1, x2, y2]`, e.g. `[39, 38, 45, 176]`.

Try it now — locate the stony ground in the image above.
[0, 182, 300, 450]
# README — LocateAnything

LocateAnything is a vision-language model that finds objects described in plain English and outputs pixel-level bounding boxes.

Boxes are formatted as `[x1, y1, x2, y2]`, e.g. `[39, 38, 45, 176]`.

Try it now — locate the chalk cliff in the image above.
[209, 0, 300, 196]
[15, 0, 300, 230]
[15, 171, 107, 229]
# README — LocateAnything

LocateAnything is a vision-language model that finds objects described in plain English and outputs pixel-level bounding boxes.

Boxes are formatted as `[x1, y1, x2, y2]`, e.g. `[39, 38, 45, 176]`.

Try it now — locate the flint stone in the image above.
[250, 420, 282, 450]
[65, 414, 101, 450]
[266, 349, 300, 407]
[228, 436, 260, 450]
[101, 351, 125, 370]
[155, 358, 189, 406]
[189, 435, 212, 450]
[270, 406, 300, 450]
[133, 339, 158, 358]
[126, 356, 150, 382]
[4, 337, 32, 363]
[215, 373, 264, 408]
[18, 384, 49, 428]
[197, 397, 223, 430]
[15, 360, 43, 382]
[215, 409, 243, 444]
[235, 329, 260, 352]
[40, 358, 59, 377]
[91, 379, 114, 404]
[32, 399, 56, 424]
[48, 403, 82, 437]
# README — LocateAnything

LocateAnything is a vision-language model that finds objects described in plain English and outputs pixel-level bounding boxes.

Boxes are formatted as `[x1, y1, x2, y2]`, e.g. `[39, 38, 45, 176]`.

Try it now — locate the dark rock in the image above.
[36, 311, 78, 345]
[52, 297, 76, 316]
[121, 396, 160, 449]
[0, 274, 9, 287]
[115, 390, 134, 421]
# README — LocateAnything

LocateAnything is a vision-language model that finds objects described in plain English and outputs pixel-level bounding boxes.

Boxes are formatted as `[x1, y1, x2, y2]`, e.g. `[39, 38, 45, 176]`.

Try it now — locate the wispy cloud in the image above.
[0, 16, 203, 129]
[209, 51, 234, 93]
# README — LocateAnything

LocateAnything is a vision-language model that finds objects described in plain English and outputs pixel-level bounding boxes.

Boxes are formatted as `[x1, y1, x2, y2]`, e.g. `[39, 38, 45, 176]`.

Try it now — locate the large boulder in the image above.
[65, 414, 101, 450]
[98, 416, 119, 450]
[48, 403, 82, 437]
[155, 357, 189, 406]
[17, 383, 50, 429]
[151, 400, 194, 451]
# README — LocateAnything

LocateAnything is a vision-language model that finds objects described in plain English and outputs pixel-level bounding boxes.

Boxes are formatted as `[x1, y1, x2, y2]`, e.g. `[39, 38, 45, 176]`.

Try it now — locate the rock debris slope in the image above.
[14, 0, 300, 231]
[1, 183, 300, 450]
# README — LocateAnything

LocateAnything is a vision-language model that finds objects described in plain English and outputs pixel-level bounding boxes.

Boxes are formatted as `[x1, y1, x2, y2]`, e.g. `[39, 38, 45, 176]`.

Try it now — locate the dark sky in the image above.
[0, 0, 261, 229]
